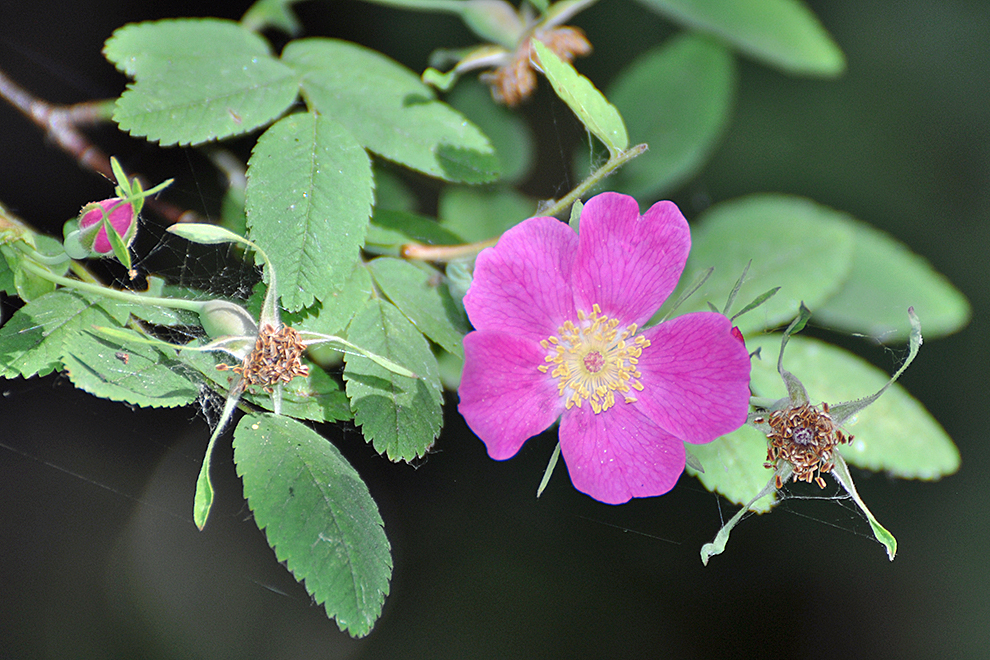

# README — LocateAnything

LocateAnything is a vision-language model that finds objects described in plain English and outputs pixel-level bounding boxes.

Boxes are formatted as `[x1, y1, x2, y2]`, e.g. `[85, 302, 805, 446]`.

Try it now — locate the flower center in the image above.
[538, 304, 650, 414]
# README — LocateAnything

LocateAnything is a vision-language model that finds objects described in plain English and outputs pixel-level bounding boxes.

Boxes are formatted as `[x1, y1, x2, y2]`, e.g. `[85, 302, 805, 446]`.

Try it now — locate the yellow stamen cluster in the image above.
[538, 304, 650, 414]
[217, 324, 309, 393]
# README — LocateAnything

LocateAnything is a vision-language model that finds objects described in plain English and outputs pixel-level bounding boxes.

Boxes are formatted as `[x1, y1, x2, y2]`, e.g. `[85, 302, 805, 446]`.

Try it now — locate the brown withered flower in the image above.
[481, 26, 591, 106]
[758, 402, 852, 489]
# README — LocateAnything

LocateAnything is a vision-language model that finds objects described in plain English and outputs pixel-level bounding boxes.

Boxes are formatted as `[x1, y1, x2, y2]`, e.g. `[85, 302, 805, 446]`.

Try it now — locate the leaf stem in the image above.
[20, 259, 208, 313]
[401, 143, 648, 262]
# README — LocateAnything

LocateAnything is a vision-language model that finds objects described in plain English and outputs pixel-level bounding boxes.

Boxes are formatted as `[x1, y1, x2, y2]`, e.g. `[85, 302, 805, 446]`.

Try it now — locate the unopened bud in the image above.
[63, 198, 138, 259]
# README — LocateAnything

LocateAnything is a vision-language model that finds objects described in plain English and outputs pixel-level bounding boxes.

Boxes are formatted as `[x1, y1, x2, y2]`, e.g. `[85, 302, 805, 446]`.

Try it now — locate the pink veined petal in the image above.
[572, 193, 690, 326]
[558, 403, 686, 504]
[635, 312, 751, 445]
[459, 330, 564, 460]
[464, 216, 578, 343]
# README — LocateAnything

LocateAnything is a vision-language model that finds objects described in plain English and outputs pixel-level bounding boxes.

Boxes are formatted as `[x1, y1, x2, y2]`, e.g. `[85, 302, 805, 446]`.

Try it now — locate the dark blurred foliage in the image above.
[1, 1, 986, 658]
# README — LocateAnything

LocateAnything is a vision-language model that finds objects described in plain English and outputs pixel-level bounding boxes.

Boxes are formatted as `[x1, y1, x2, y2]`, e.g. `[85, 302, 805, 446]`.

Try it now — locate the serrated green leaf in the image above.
[61, 329, 200, 408]
[438, 185, 535, 242]
[246, 112, 373, 312]
[531, 39, 628, 155]
[670, 194, 855, 334]
[0, 291, 119, 379]
[633, 0, 845, 77]
[813, 220, 970, 340]
[749, 334, 960, 479]
[104, 19, 299, 145]
[686, 425, 777, 512]
[607, 34, 735, 199]
[366, 210, 463, 256]
[286, 263, 375, 340]
[447, 80, 535, 183]
[343, 299, 443, 461]
[283, 38, 499, 183]
[368, 257, 469, 357]
[233, 413, 391, 637]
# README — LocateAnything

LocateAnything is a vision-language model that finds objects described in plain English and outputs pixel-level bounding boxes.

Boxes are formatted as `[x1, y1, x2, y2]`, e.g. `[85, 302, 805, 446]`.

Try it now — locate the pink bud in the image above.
[78, 198, 137, 254]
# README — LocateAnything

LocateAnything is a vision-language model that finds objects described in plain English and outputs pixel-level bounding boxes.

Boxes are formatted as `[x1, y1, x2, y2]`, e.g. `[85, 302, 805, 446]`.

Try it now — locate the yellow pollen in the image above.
[540, 304, 650, 414]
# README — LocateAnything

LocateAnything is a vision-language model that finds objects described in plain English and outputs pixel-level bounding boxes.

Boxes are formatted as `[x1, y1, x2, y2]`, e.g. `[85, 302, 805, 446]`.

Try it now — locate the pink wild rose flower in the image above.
[458, 192, 752, 504]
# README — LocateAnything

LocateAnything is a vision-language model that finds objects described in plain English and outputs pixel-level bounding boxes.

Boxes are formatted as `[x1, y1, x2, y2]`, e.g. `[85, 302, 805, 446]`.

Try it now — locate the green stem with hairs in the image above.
[20, 259, 207, 314]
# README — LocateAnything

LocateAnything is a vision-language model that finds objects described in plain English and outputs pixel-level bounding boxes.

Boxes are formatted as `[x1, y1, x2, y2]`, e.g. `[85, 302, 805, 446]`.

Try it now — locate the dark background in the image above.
[1, 1, 986, 658]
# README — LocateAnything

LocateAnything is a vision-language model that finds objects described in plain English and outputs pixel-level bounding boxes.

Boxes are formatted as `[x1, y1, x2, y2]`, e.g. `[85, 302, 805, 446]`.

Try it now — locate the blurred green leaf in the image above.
[813, 220, 970, 340]
[671, 194, 855, 334]
[372, 167, 418, 213]
[344, 299, 443, 462]
[531, 39, 628, 154]
[233, 413, 391, 637]
[368, 257, 469, 357]
[104, 19, 299, 145]
[448, 80, 535, 183]
[245, 112, 373, 312]
[606, 34, 736, 200]
[634, 0, 845, 77]
[241, 0, 303, 35]
[283, 39, 499, 183]
[366, 210, 463, 255]
[687, 425, 776, 512]
[438, 186, 535, 242]
[748, 334, 960, 479]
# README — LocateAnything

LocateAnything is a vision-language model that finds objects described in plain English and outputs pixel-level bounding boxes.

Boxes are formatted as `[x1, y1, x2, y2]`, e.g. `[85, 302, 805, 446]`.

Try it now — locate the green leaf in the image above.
[246, 112, 373, 312]
[633, 0, 845, 77]
[60, 328, 200, 408]
[671, 194, 855, 334]
[104, 19, 299, 145]
[447, 80, 535, 183]
[233, 413, 391, 637]
[686, 425, 777, 512]
[283, 38, 499, 183]
[748, 334, 960, 479]
[371, 167, 417, 213]
[241, 0, 303, 35]
[813, 220, 970, 340]
[287, 263, 375, 340]
[366, 210, 463, 255]
[367, 257, 469, 357]
[343, 299, 443, 462]
[606, 34, 736, 199]
[531, 39, 628, 155]
[0, 290, 119, 379]
[438, 185, 535, 242]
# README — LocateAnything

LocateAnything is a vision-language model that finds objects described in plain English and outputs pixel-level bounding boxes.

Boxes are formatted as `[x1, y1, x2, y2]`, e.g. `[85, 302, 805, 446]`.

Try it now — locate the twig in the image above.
[0, 66, 205, 225]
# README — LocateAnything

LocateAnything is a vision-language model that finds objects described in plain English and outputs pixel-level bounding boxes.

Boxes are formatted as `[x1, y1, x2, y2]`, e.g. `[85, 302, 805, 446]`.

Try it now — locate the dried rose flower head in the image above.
[759, 401, 852, 489]
[481, 25, 591, 106]
[216, 324, 310, 394]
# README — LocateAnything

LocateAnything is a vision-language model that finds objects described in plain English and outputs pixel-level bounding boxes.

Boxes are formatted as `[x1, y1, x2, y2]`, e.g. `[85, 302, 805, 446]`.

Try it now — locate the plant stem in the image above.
[401, 143, 648, 262]
[20, 259, 207, 313]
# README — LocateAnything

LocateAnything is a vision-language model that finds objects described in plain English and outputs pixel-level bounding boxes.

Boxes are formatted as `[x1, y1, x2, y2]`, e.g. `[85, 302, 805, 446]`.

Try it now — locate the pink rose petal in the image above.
[636, 312, 751, 444]
[559, 403, 686, 504]
[459, 330, 564, 460]
[464, 217, 578, 343]
[572, 193, 690, 326]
